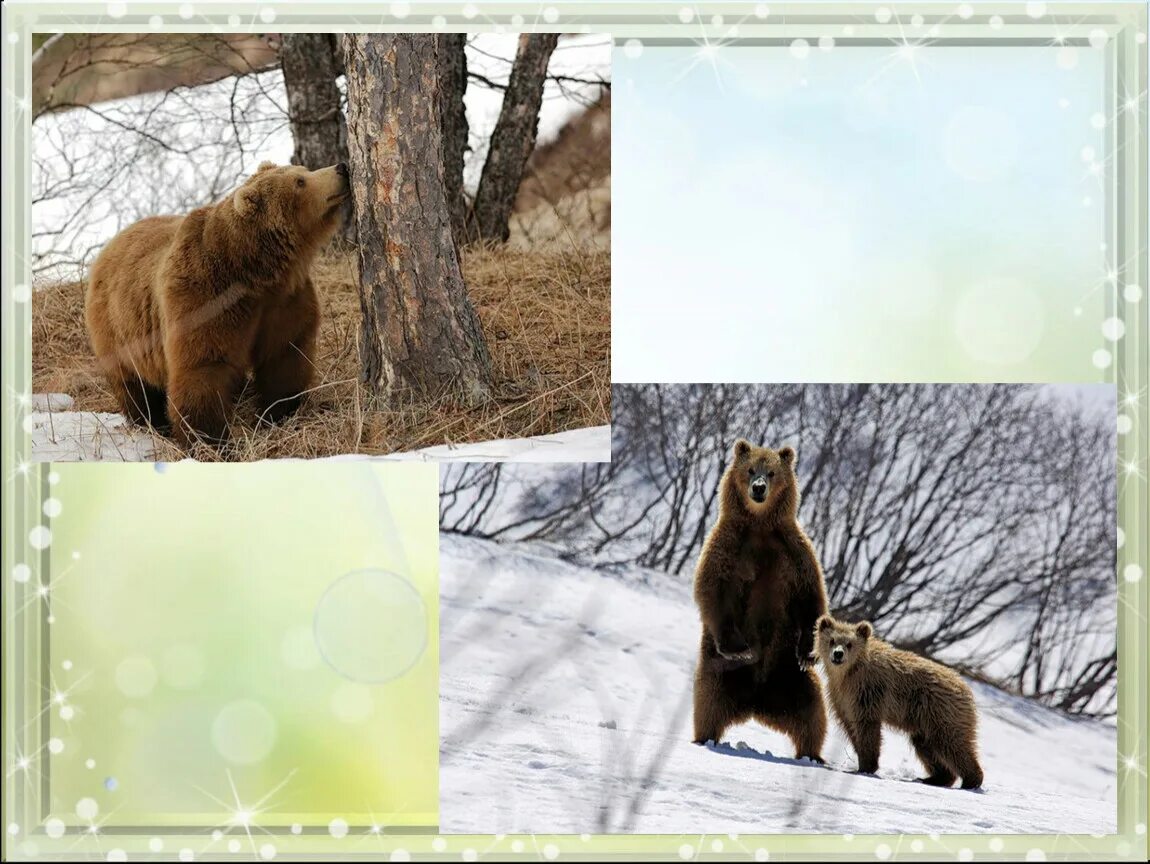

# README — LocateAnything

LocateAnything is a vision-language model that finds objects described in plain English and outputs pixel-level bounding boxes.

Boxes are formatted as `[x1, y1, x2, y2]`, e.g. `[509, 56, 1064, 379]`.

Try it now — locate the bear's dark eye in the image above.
[768, 470, 775, 478]
[845, 642, 852, 650]
[296, 177, 306, 188]
[747, 468, 754, 477]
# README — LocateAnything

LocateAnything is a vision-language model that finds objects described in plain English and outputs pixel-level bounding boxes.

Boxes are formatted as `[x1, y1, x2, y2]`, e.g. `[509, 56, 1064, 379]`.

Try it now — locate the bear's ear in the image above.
[256, 161, 278, 174]
[733, 438, 751, 459]
[779, 446, 796, 465]
[855, 621, 873, 640]
[817, 616, 833, 632]
[233, 185, 262, 217]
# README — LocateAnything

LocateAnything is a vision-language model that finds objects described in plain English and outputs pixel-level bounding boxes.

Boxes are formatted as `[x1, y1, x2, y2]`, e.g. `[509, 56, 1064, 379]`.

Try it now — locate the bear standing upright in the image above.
[84, 161, 350, 446]
[815, 615, 984, 789]
[692, 439, 829, 761]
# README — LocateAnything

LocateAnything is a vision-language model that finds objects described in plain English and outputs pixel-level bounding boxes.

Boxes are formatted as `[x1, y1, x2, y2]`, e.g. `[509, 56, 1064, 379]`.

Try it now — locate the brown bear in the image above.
[692, 439, 830, 762]
[84, 160, 350, 446]
[815, 615, 984, 789]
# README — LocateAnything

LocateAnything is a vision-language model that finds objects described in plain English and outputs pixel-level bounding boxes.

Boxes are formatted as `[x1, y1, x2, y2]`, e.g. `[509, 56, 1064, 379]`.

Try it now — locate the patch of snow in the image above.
[27, 410, 158, 462]
[378, 425, 610, 463]
[439, 535, 1118, 834]
[27, 400, 608, 463]
[31, 393, 74, 411]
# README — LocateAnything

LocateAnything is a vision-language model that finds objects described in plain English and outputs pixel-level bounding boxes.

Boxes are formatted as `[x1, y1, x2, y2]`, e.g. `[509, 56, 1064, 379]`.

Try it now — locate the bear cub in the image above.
[84, 161, 350, 446]
[816, 615, 984, 789]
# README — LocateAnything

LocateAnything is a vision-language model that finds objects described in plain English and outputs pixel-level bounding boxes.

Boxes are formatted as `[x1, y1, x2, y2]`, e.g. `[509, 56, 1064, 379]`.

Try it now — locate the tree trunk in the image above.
[281, 33, 352, 242]
[436, 34, 470, 250]
[468, 33, 559, 243]
[341, 34, 493, 406]
[281, 33, 348, 169]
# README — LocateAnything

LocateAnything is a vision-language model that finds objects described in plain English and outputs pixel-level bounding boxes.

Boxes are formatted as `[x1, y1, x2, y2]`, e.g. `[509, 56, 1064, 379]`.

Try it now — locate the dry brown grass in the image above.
[517, 91, 611, 213]
[32, 243, 610, 461]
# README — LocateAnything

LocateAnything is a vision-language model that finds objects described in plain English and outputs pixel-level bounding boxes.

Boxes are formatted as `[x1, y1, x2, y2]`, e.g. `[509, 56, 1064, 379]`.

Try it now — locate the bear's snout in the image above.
[831, 646, 845, 665]
[750, 478, 768, 502]
[336, 162, 349, 178]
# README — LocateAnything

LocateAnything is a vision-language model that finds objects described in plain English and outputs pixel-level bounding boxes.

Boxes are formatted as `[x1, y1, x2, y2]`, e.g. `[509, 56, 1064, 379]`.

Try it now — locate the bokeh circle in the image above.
[313, 570, 427, 684]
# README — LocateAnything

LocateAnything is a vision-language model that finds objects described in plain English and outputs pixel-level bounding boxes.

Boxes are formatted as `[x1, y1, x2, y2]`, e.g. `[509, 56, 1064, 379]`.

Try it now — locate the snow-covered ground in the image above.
[378, 425, 609, 463]
[26, 399, 607, 462]
[439, 534, 1118, 834]
[26, 398, 158, 461]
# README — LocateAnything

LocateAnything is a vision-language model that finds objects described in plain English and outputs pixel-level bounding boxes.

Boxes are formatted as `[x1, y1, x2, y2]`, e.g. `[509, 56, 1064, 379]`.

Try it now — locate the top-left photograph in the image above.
[29, 31, 610, 462]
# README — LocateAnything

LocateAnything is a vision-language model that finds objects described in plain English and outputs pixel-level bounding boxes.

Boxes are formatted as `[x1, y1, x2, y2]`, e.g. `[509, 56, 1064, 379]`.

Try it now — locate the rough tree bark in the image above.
[468, 33, 559, 243]
[436, 34, 470, 250]
[341, 34, 494, 406]
[281, 33, 352, 241]
[281, 34, 348, 169]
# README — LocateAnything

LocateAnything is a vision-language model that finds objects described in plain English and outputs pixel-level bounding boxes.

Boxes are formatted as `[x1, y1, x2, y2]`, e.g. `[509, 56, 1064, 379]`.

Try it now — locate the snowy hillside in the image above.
[32, 34, 611, 282]
[439, 535, 1117, 834]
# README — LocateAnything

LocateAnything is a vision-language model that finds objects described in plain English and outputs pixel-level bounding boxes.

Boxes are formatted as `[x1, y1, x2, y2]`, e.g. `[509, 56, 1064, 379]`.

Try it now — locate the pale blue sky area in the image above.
[613, 43, 1110, 382]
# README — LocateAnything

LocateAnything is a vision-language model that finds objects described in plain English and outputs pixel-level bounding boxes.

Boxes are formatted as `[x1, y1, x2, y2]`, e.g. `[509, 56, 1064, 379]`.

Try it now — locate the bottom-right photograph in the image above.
[438, 383, 1117, 835]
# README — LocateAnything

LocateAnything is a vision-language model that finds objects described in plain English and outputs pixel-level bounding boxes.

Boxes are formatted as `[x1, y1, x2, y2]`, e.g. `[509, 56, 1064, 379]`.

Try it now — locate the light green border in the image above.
[3, 2, 1147, 861]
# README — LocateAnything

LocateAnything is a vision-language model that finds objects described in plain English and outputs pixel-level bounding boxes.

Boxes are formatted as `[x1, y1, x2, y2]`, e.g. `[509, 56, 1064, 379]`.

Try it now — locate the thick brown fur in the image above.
[816, 616, 984, 789]
[692, 439, 830, 761]
[84, 161, 350, 446]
